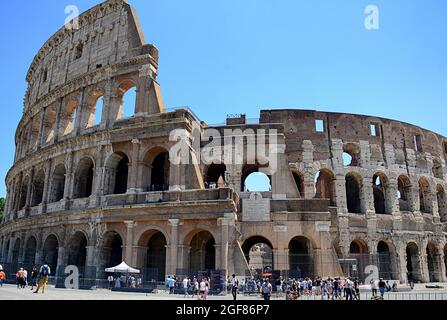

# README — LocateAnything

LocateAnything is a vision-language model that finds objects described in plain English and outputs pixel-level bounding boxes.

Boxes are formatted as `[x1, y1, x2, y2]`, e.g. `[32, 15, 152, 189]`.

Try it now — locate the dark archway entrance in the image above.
[24, 237, 37, 267]
[242, 236, 274, 275]
[139, 230, 167, 281]
[377, 241, 392, 279]
[345, 173, 361, 213]
[348, 240, 369, 281]
[406, 242, 422, 283]
[289, 236, 314, 279]
[67, 232, 88, 274]
[189, 231, 215, 273]
[205, 164, 226, 188]
[43, 235, 59, 274]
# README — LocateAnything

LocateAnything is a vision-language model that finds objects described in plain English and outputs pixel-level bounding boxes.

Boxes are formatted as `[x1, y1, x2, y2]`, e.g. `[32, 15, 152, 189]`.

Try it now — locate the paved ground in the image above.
[1, 283, 447, 300]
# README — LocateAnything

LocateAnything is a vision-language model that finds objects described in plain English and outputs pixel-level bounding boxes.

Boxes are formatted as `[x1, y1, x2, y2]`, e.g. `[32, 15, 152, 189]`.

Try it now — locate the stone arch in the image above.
[398, 175, 412, 211]
[142, 146, 170, 191]
[24, 236, 37, 267]
[315, 168, 335, 206]
[204, 163, 226, 188]
[73, 157, 95, 199]
[288, 236, 315, 279]
[50, 163, 66, 203]
[42, 234, 59, 273]
[61, 98, 78, 136]
[185, 229, 216, 272]
[348, 239, 369, 281]
[345, 172, 362, 214]
[241, 236, 274, 274]
[83, 89, 104, 128]
[42, 103, 57, 144]
[241, 164, 272, 192]
[426, 241, 442, 282]
[291, 169, 304, 197]
[19, 175, 30, 210]
[12, 238, 21, 266]
[104, 152, 130, 195]
[373, 172, 391, 214]
[343, 143, 361, 166]
[419, 177, 432, 213]
[436, 185, 447, 222]
[137, 229, 168, 281]
[67, 231, 88, 272]
[31, 169, 45, 207]
[406, 241, 422, 283]
[117, 80, 137, 119]
[98, 231, 123, 278]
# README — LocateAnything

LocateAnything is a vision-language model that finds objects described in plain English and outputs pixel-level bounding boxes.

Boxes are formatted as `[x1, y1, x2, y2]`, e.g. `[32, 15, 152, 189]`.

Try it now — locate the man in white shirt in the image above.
[231, 274, 239, 300]
[183, 277, 189, 298]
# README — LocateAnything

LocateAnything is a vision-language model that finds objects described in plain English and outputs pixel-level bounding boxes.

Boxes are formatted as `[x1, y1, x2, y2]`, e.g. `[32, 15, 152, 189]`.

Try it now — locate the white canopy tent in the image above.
[105, 261, 140, 274]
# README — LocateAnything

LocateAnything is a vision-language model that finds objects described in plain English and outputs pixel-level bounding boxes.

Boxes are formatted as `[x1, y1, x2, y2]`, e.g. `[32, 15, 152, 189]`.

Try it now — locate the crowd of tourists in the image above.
[0, 260, 52, 293]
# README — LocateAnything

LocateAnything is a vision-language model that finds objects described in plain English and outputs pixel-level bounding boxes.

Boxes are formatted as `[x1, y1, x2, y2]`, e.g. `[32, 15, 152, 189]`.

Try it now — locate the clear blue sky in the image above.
[0, 0, 446, 197]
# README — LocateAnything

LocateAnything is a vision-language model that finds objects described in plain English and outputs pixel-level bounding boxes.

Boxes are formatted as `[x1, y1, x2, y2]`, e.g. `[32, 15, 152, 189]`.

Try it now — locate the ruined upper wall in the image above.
[259, 109, 447, 163]
[24, 0, 151, 110]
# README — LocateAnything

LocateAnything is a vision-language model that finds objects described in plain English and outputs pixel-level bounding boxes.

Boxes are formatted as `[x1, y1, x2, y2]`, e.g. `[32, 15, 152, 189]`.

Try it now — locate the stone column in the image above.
[334, 175, 347, 213]
[420, 251, 430, 283]
[53, 98, 63, 143]
[128, 139, 142, 193]
[218, 218, 230, 274]
[25, 168, 35, 213]
[124, 221, 135, 265]
[74, 89, 85, 136]
[64, 152, 74, 200]
[438, 250, 447, 283]
[387, 179, 400, 214]
[41, 160, 52, 213]
[37, 107, 47, 148]
[302, 140, 316, 199]
[6, 237, 14, 263]
[396, 242, 408, 284]
[56, 246, 66, 277]
[168, 219, 180, 275]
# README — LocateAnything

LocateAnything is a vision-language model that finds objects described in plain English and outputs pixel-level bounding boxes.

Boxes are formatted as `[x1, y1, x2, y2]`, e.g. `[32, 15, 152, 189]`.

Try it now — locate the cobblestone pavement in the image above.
[1, 284, 447, 300]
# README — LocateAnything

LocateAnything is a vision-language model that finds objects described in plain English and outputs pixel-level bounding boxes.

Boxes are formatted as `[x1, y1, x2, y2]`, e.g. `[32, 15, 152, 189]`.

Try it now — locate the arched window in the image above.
[74, 158, 94, 199]
[205, 164, 226, 188]
[61, 99, 77, 136]
[241, 165, 271, 192]
[105, 152, 129, 195]
[189, 231, 216, 271]
[315, 169, 335, 206]
[397, 175, 412, 211]
[242, 237, 274, 275]
[292, 170, 304, 197]
[289, 236, 314, 279]
[118, 81, 137, 120]
[436, 185, 447, 222]
[31, 169, 45, 207]
[373, 173, 390, 214]
[343, 143, 360, 167]
[432, 159, 443, 179]
[43, 104, 57, 144]
[345, 173, 362, 213]
[419, 178, 432, 213]
[19, 176, 30, 210]
[84, 92, 104, 128]
[50, 164, 66, 203]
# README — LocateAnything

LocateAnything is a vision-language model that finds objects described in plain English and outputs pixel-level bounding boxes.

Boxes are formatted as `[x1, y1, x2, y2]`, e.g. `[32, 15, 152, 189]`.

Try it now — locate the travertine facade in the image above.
[1, 0, 446, 285]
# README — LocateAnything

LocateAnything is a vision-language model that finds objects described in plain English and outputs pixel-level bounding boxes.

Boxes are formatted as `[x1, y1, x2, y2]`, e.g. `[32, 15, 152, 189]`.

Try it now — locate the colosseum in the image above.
[1, 0, 447, 288]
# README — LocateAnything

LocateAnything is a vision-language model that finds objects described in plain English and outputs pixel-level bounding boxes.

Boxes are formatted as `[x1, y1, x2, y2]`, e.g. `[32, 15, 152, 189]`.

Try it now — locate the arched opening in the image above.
[292, 170, 304, 197]
[345, 173, 362, 213]
[31, 169, 45, 207]
[241, 164, 271, 192]
[24, 236, 37, 267]
[377, 241, 392, 279]
[99, 232, 123, 278]
[151, 151, 170, 191]
[205, 164, 226, 188]
[105, 152, 129, 195]
[74, 157, 94, 199]
[67, 232, 88, 273]
[432, 159, 443, 179]
[189, 231, 216, 273]
[436, 185, 447, 222]
[398, 175, 412, 211]
[241, 236, 274, 275]
[289, 236, 314, 279]
[61, 99, 77, 136]
[406, 242, 422, 283]
[43, 235, 59, 274]
[19, 176, 30, 210]
[373, 173, 390, 214]
[43, 105, 57, 144]
[50, 164, 66, 202]
[348, 240, 369, 281]
[138, 230, 167, 282]
[118, 81, 136, 119]
[343, 143, 360, 166]
[12, 238, 21, 266]
[315, 169, 335, 206]
[426, 242, 442, 282]
[419, 178, 432, 213]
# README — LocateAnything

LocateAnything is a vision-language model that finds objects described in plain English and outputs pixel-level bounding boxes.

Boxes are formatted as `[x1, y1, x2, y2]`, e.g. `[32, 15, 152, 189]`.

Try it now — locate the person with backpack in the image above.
[34, 260, 51, 293]
[30, 266, 38, 291]
[0, 268, 6, 287]
[262, 278, 273, 301]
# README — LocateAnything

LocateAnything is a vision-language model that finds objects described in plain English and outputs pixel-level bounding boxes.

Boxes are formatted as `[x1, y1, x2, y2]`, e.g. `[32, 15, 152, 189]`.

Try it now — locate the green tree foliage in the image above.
[0, 197, 5, 221]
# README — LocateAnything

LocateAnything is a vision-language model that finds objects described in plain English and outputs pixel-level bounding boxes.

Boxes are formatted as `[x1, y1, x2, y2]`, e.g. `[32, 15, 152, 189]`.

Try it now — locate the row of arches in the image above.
[18, 81, 137, 159]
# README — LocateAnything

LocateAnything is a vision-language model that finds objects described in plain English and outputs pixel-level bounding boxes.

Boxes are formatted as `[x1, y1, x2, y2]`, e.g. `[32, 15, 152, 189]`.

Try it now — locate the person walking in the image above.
[344, 278, 353, 301]
[34, 260, 51, 294]
[378, 278, 386, 298]
[16, 268, 25, 289]
[30, 266, 38, 291]
[0, 269, 6, 287]
[370, 278, 377, 297]
[168, 276, 176, 294]
[231, 274, 239, 300]
[193, 277, 200, 299]
[107, 274, 114, 290]
[183, 277, 189, 298]
[199, 278, 206, 300]
[262, 278, 273, 301]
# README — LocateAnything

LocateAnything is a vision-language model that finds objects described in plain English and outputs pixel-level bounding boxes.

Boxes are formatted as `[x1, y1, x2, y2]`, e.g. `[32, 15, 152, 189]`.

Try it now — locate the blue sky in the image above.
[0, 0, 446, 197]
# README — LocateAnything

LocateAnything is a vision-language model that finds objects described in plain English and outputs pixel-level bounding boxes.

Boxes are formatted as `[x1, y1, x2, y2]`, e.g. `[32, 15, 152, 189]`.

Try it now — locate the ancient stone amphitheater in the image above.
[1, 0, 446, 286]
